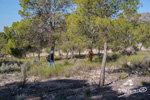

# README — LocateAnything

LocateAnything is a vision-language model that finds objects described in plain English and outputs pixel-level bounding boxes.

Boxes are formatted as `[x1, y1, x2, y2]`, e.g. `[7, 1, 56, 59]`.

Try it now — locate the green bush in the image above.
[142, 71, 150, 76]
[119, 72, 126, 80]
[140, 81, 145, 85]
[0, 64, 20, 73]
[35, 92, 43, 99]
[64, 74, 70, 78]
[85, 88, 91, 99]
[64, 61, 70, 66]
[122, 63, 129, 68]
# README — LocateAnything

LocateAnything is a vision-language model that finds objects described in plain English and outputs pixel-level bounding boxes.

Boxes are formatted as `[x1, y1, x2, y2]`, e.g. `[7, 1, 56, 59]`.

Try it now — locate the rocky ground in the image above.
[0, 66, 150, 100]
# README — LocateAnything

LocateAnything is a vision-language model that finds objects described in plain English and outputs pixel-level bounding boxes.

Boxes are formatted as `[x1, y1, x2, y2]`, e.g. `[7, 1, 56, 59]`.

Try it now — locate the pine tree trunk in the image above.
[99, 42, 107, 87]
[98, 45, 100, 55]
[71, 47, 74, 59]
[4, 54, 6, 58]
[51, 39, 55, 51]
[25, 54, 27, 59]
[139, 43, 143, 51]
[91, 43, 93, 51]
[33, 52, 34, 57]
[38, 50, 40, 61]
[79, 49, 81, 57]
[66, 50, 69, 59]
[59, 50, 61, 56]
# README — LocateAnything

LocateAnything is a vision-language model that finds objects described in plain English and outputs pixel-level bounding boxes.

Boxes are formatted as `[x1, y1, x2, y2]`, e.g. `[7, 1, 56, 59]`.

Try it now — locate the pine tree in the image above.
[73, 0, 140, 87]
[19, 0, 74, 52]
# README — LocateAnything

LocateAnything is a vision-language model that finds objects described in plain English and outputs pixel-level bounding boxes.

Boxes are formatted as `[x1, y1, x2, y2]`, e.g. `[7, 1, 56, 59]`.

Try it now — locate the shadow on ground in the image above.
[0, 78, 150, 100]
[106, 59, 150, 77]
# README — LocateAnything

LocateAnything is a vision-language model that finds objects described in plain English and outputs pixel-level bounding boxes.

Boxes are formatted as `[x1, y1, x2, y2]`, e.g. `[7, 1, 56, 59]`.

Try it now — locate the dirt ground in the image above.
[0, 66, 150, 100]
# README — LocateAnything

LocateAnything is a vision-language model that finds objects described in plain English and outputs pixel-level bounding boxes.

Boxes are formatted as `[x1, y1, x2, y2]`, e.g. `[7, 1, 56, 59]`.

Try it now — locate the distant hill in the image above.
[139, 13, 150, 25]
[139, 13, 150, 21]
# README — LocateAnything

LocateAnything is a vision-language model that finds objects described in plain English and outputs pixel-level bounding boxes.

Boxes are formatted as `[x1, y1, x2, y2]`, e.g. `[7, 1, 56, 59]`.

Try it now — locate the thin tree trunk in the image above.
[91, 43, 93, 51]
[139, 43, 143, 51]
[66, 50, 69, 59]
[25, 54, 27, 59]
[98, 45, 101, 60]
[59, 50, 61, 56]
[98, 45, 100, 55]
[33, 52, 34, 57]
[71, 47, 74, 59]
[38, 49, 40, 61]
[51, 39, 55, 51]
[79, 49, 81, 57]
[99, 42, 107, 87]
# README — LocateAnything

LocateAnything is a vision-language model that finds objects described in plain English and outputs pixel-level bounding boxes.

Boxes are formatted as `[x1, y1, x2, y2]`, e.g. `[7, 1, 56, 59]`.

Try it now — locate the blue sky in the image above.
[0, 0, 150, 32]
[0, 0, 22, 32]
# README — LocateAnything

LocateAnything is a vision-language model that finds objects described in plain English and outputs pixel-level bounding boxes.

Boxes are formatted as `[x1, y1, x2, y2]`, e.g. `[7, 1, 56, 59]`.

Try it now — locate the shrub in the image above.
[15, 94, 26, 100]
[20, 63, 28, 87]
[35, 92, 43, 99]
[0, 63, 20, 73]
[64, 61, 70, 66]
[0, 74, 5, 79]
[85, 88, 91, 99]
[1, 63, 5, 68]
[122, 63, 129, 68]
[13, 63, 19, 68]
[107, 53, 119, 62]
[119, 72, 126, 80]
[142, 71, 150, 76]
[121, 50, 132, 56]
[64, 74, 70, 78]
[140, 81, 150, 86]
[31, 59, 38, 65]
[140, 81, 145, 85]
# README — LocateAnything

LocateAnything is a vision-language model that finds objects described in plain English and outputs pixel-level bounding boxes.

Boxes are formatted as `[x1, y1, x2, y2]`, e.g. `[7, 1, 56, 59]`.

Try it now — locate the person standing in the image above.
[88, 49, 94, 61]
[47, 50, 56, 70]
